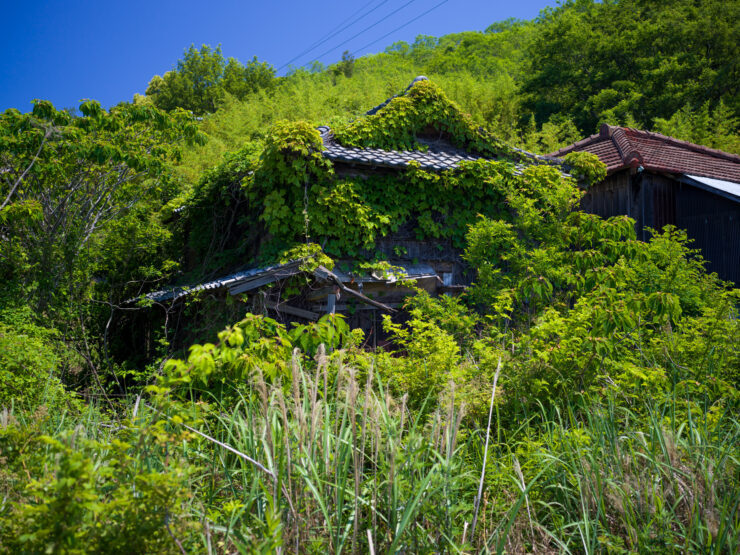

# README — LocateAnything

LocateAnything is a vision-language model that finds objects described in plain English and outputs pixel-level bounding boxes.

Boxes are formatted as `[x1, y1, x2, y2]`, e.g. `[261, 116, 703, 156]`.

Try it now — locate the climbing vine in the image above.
[563, 151, 607, 185]
[182, 79, 602, 276]
[333, 79, 523, 159]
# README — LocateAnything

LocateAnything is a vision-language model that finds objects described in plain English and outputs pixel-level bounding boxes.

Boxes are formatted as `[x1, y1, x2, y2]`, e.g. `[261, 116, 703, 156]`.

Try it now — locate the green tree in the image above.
[0, 99, 204, 372]
[145, 45, 275, 115]
[522, 0, 740, 132]
[332, 50, 356, 79]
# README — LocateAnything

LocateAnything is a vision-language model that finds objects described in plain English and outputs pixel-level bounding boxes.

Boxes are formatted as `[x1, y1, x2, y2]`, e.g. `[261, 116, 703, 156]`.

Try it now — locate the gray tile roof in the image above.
[319, 126, 483, 172]
[318, 76, 567, 175]
[318, 125, 567, 176]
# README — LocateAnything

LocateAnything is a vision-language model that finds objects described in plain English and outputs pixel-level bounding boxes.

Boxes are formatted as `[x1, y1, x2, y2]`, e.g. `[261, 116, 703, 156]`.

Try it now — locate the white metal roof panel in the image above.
[684, 174, 740, 202]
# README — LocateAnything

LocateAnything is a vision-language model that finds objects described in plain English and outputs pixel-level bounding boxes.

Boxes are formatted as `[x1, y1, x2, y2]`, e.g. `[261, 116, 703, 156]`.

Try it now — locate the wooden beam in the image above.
[313, 266, 396, 313]
[265, 301, 319, 321]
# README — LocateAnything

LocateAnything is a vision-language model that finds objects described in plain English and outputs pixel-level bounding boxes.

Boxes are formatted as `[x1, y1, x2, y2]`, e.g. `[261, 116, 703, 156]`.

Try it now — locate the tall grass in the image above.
[2, 351, 738, 553]
[481, 398, 740, 554]
[153, 350, 739, 553]
[163, 347, 475, 553]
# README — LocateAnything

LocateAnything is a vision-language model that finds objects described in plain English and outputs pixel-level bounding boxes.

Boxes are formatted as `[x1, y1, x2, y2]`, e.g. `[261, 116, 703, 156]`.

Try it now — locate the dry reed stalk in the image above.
[346, 364, 361, 553]
[431, 410, 443, 454]
[471, 357, 502, 538]
[355, 371, 374, 552]
[275, 389, 293, 500]
[399, 393, 408, 442]
[388, 393, 398, 522]
[367, 529, 376, 555]
[253, 367, 274, 477]
[311, 344, 323, 406]
[290, 348, 307, 449]
[331, 360, 345, 467]
[309, 344, 327, 451]
[372, 381, 381, 539]
[444, 381, 456, 457]
[449, 401, 466, 457]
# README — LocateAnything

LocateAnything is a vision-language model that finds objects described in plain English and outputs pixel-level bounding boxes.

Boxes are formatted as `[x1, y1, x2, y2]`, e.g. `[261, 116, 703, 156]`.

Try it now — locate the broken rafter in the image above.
[312, 265, 397, 313]
[264, 301, 320, 321]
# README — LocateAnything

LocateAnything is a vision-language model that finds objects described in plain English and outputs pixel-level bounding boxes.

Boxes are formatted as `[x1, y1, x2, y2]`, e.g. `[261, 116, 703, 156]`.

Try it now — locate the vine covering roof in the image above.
[321, 77, 565, 174]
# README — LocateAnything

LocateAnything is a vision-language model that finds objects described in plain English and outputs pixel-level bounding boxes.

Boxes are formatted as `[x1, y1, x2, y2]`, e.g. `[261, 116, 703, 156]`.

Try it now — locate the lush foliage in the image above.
[522, 0, 739, 132]
[153, 0, 738, 183]
[182, 80, 577, 279]
[1, 2, 739, 553]
[144, 44, 275, 115]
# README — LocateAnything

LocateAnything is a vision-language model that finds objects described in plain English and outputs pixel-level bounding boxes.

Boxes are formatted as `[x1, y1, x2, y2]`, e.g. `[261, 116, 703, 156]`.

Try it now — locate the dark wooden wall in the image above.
[580, 170, 646, 236]
[676, 184, 740, 285]
[581, 170, 740, 285]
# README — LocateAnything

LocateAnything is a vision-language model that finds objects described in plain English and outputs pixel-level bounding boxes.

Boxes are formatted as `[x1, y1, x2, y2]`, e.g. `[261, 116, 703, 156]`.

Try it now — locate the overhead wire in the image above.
[352, 0, 450, 54]
[297, 0, 420, 69]
[277, 0, 390, 71]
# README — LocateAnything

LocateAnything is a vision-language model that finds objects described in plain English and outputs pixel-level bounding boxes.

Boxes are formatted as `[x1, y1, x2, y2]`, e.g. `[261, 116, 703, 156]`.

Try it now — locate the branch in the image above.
[312, 265, 397, 313]
[0, 129, 50, 211]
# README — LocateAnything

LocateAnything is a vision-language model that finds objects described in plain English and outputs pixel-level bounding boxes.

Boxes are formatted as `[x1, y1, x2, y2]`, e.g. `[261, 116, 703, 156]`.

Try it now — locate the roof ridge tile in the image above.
[549, 131, 604, 157]
[622, 127, 740, 163]
[550, 123, 740, 183]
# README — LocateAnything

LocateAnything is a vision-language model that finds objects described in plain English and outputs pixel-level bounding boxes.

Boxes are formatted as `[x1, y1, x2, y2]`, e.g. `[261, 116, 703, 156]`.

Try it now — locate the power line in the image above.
[288, 0, 384, 65]
[353, 0, 450, 54]
[299, 0, 419, 69]
[278, 0, 390, 71]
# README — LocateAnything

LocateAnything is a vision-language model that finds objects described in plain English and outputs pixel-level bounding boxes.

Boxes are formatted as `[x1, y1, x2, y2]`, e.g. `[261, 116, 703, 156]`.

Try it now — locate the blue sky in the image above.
[1, 0, 555, 112]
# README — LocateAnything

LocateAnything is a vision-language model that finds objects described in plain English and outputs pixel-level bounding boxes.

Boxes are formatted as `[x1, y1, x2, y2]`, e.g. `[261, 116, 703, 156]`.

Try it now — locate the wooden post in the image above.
[326, 293, 336, 314]
[442, 272, 453, 296]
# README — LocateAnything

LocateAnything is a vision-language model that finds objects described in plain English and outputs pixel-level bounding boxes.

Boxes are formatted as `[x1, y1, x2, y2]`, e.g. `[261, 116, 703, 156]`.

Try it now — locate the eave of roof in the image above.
[136, 260, 441, 305]
[137, 259, 307, 303]
[681, 174, 740, 203]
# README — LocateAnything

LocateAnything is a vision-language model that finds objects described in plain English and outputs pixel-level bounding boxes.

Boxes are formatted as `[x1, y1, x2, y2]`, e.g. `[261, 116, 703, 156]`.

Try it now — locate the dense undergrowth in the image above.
[1, 0, 739, 552]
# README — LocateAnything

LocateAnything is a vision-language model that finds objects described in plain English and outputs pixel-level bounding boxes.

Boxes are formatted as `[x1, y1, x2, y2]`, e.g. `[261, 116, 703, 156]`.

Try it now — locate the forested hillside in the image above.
[1, 1, 738, 553]
[136, 0, 739, 182]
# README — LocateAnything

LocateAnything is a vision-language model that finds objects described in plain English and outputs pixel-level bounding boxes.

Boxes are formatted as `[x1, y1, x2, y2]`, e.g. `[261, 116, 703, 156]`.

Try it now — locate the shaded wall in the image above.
[581, 170, 740, 285]
[676, 184, 740, 285]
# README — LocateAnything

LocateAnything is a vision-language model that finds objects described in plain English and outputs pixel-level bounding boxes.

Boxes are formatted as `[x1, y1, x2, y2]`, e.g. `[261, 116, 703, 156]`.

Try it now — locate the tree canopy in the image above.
[145, 44, 276, 115]
[522, 0, 740, 131]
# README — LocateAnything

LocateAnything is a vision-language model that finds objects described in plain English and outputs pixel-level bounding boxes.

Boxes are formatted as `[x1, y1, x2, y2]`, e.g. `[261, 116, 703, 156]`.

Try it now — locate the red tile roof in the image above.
[551, 124, 740, 183]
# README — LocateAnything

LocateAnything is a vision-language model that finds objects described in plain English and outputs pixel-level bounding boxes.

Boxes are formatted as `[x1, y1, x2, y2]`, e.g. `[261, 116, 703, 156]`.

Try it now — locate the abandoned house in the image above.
[130, 77, 570, 351]
[551, 124, 740, 285]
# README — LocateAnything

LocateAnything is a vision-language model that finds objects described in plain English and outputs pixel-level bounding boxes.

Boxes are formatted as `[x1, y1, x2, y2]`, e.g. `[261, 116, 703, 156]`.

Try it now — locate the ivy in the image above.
[563, 151, 607, 185]
[183, 79, 584, 275]
[333, 79, 523, 160]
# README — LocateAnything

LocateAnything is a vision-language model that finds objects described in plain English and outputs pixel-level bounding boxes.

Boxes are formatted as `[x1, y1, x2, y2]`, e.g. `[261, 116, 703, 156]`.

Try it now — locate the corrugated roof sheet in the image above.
[332, 263, 438, 283]
[139, 260, 306, 303]
[551, 124, 740, 184]
[137, 261, 440, 305]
